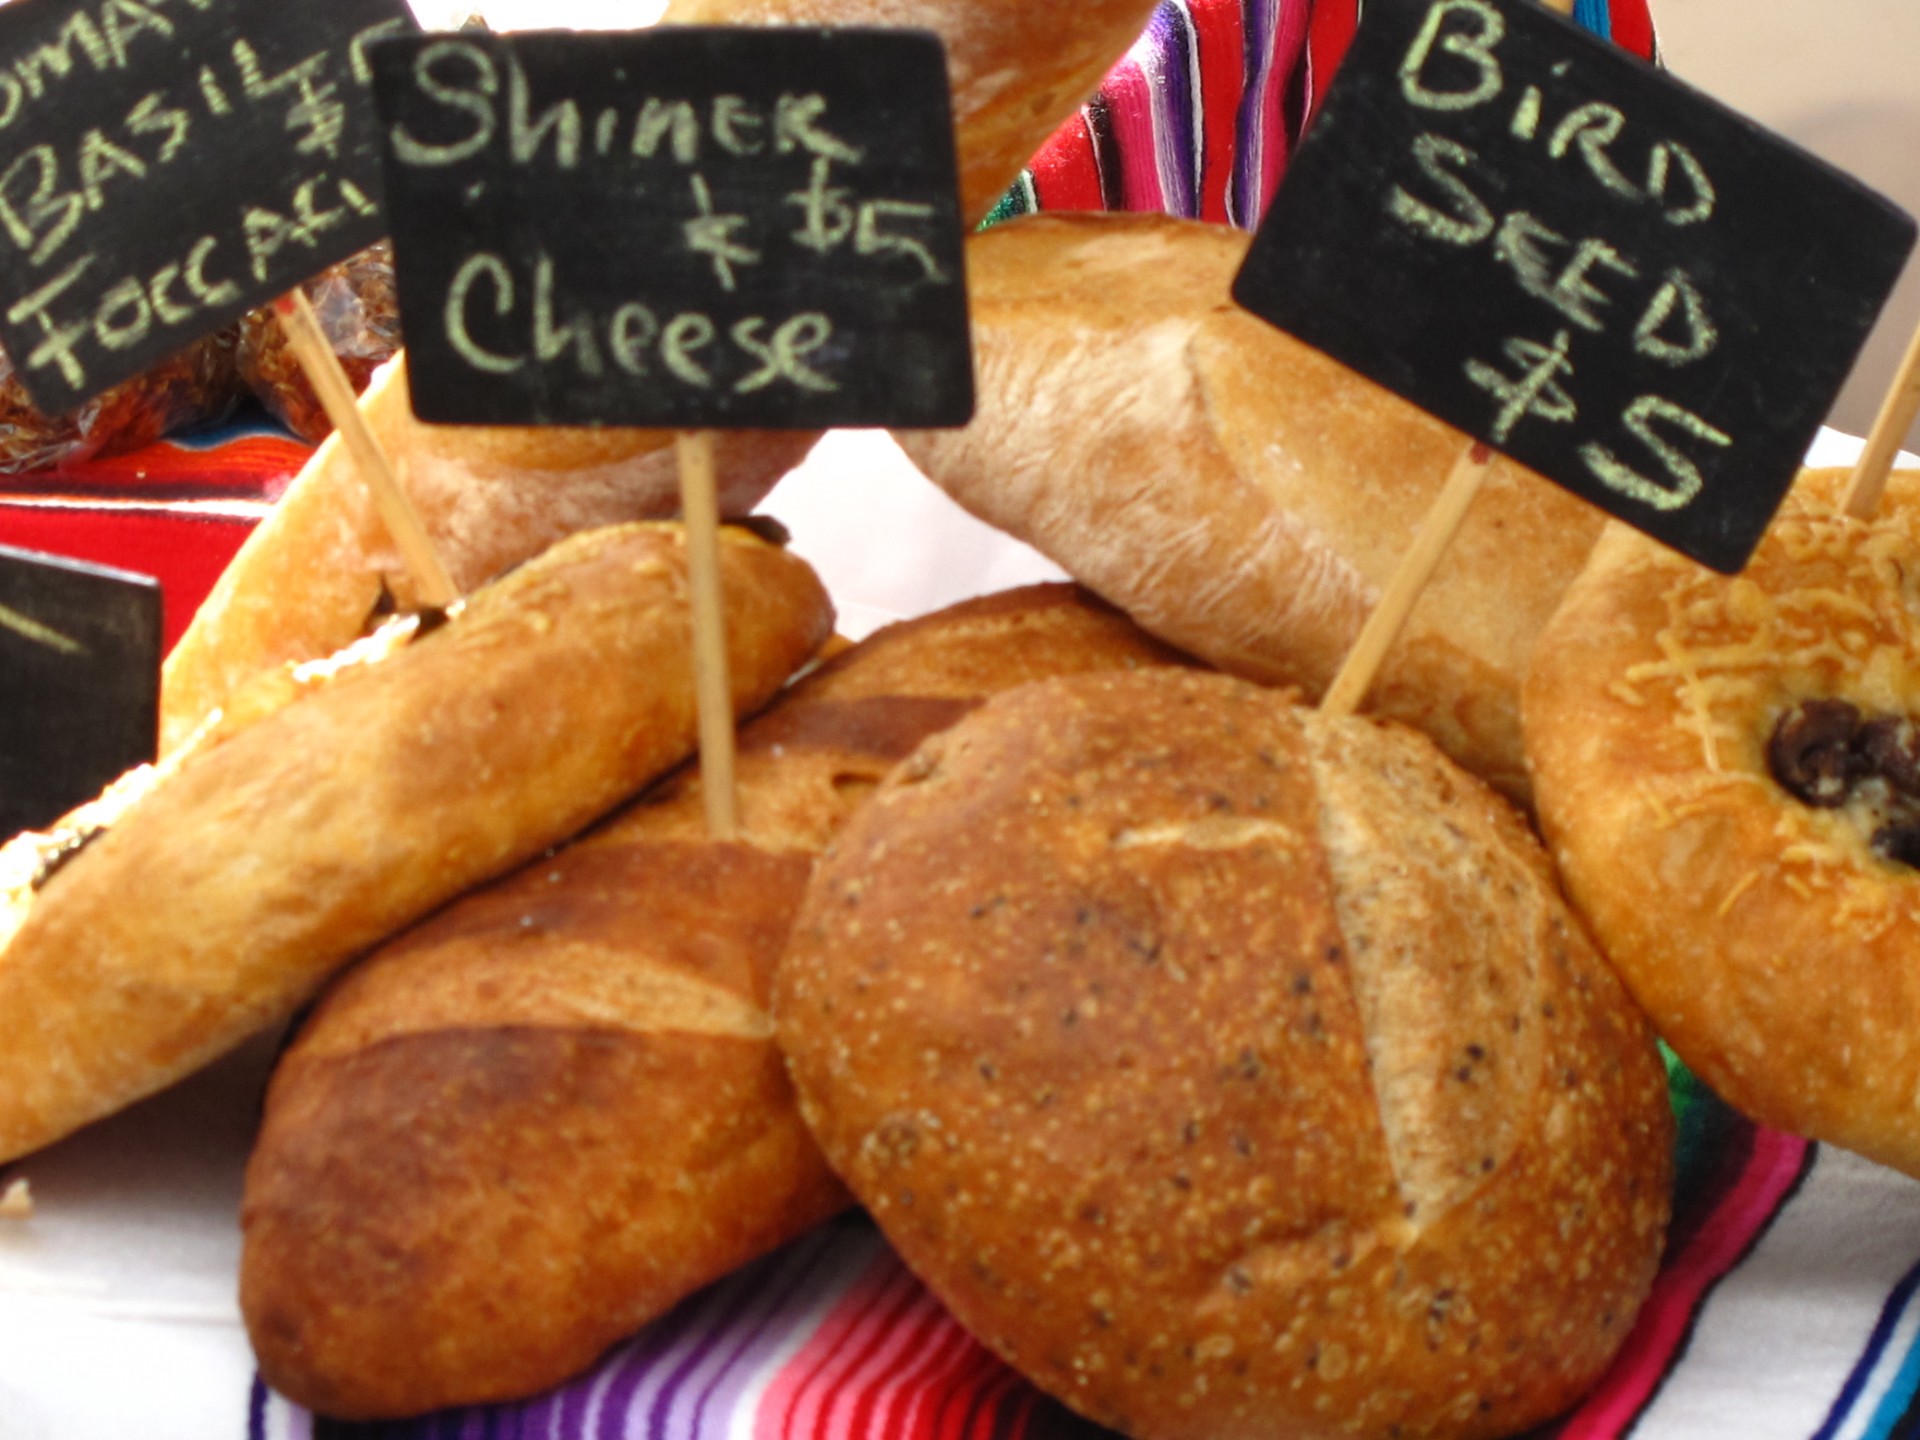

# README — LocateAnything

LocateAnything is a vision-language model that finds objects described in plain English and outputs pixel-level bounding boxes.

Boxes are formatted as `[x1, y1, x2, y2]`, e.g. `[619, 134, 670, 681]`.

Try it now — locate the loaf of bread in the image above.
[158, 359, 811, 752]
[778, 669, 1673, 1440]
[1525, 467, 1920, 1178]
[657, 0, 1163, 224]
[0, 522, 830, 1165]
[240, 583, 1187, 1419]
[893, 212, 1610, 804]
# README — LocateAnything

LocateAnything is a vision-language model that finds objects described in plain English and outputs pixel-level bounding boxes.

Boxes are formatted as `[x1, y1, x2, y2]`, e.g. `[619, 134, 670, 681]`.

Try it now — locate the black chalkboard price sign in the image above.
[0, 0, 415, 418]
[0, 544, 159, 838]
[370, 27, 973, 430]
[1232, 0, 1917, 574]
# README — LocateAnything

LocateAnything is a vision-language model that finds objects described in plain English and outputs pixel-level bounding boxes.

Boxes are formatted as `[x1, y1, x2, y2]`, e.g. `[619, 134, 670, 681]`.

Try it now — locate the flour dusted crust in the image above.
[1525, 468, 1920, 1176]
[894, 214, 1609, 805]
[657, 0, 1163, 224]
[0, 523, 831, 1165]
[158, 357, 814, 753]
[779, 670, 1671, 1440]
[240, 584, 1185, 1419]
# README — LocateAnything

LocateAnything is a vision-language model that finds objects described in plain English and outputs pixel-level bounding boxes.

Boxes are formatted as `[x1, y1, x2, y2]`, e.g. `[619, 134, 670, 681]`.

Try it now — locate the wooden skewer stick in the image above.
[1842, 319, 1920, 520]
[676, 429, 739, 840]
[1320, 441, 1496, 717]
[272, 290, 459, 609]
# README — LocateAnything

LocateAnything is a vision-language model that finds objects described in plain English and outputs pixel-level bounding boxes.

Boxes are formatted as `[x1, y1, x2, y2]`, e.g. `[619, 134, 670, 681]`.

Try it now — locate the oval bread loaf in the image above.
[778, 669, 1672, 1440]
[893, 213, 1610, 804]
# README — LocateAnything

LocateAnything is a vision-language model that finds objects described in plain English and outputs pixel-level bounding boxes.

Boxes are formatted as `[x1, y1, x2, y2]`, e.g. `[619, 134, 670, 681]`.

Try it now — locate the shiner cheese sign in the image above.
[0, 0, 415, 416]
[370, 28, 973, 430]
[1232, 0, 1916, 574]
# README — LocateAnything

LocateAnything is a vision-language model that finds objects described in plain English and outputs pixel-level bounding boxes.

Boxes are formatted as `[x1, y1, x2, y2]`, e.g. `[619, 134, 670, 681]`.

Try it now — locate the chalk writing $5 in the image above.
[381, 34, 959, 408]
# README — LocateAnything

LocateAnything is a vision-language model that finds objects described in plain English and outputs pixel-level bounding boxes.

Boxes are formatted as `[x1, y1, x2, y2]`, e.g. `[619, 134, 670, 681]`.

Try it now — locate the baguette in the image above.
[0, 522, 830, 1164]
[240, 583, 1188, 1419]
[893, 212, 1610, 804]
[158, 358, 811, 753]
[778, 670, 1673, 1440]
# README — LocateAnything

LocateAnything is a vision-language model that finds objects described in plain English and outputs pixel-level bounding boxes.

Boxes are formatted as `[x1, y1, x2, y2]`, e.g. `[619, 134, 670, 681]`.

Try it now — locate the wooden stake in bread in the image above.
[894, 212, 1610, 804]
[0, 522, 831, 1165]
[159, 358, 814, 754]
[239, 584, 1189, 1420]
[778, 670, 1673, 1440]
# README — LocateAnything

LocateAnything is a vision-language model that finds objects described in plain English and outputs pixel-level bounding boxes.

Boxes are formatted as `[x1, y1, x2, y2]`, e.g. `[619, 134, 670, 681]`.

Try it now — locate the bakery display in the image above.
[239, 583, 1186, 1419]
[893, 211, 1608, 804]
[1525, 467, 1920, 1178]
[777, 668, 1674, 1440]
[19, 1, 1918, 1435]
[0, 521, 831, 1166]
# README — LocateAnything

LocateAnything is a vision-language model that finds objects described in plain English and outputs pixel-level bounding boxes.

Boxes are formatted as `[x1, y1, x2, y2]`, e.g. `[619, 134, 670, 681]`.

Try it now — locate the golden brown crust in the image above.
[778, 670, 1671, 1440]
[159, 357, 815, 753]
[894, 213, 1609, 803]
[244, 842, 849, 1418]
[1525, 467, 1920, 1175]
[0, 523, 831, 1165]
[240, 583, 1184, 1419]
[656, 0, 1162, 224]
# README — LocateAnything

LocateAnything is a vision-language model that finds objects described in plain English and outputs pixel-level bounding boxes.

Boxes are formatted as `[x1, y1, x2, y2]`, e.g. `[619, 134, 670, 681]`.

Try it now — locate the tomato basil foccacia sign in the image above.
[1232, 0, 1916, 574]
[370, 28, 973, 430]
[0, 0, 415, 416]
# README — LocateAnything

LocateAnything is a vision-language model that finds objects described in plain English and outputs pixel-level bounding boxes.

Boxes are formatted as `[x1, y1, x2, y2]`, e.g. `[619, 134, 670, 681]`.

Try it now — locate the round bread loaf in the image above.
[893, 213, 1610, 804]
[777, 669, 1671, 1440]
[1525, 467, 1920, 1177]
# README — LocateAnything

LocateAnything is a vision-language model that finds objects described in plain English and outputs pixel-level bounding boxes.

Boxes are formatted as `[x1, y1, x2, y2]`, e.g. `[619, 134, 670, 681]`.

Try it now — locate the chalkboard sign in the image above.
[0, 545, 159, 838]
[1231, 0, 1916, 574]
[0, 0, 416, 417]
[371, 28, 973, 430]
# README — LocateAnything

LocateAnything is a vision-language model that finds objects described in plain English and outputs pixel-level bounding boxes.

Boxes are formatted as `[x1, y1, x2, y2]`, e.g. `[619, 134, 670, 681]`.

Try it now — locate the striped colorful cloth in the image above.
[247, 1061, 1920, 1440]
[988, 0, 1658, 230]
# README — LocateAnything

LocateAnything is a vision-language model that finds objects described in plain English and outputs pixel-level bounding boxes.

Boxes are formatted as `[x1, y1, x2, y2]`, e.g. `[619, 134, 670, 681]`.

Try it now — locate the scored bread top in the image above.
[777, 669, 1671, 1440]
